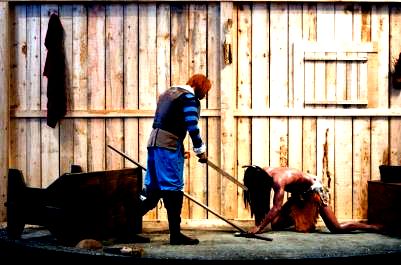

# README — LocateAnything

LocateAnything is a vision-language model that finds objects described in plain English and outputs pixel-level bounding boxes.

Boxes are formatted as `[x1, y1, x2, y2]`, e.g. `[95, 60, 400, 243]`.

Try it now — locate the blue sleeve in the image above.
[182, 93, 203, 149]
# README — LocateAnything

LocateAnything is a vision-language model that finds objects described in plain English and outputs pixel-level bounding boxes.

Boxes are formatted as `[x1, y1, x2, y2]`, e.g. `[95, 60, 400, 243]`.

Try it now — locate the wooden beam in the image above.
[304, 99, 368, 105]
[10, 108, 401, 118]
[232, 108, 401, 117]
[0, 1, 9, 222]
[220, 1, 237, 219]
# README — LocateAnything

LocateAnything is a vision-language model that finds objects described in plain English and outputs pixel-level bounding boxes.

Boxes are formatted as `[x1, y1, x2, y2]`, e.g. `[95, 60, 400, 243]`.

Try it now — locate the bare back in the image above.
[264, 167, 316, 194]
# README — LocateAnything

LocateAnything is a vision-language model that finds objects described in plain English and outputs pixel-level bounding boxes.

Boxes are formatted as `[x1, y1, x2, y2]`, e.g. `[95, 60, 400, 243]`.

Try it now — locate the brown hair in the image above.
[186, 74, 212, 100]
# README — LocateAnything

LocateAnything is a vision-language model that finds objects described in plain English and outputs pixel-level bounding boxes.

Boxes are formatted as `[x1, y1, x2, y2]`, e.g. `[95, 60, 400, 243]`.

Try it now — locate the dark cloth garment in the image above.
[147, 128, 180, 151]
[152, 87, 202, 148]
[152, 87, 188, 140]
[43, 13, 67, 128]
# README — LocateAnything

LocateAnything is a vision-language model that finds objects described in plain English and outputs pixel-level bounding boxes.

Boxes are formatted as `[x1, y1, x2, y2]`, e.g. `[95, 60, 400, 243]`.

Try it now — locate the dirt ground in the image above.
[1, 225, 401, 265]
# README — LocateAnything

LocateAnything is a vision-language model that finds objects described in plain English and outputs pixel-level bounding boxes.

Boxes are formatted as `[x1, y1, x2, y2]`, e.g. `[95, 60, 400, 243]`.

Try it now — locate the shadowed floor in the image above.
[1, 225, 401, 265]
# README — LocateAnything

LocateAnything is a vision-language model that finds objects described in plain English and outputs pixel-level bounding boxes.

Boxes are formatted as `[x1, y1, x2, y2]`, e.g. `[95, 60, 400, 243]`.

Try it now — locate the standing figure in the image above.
[243, 165, 383, 234]
[140, 74, 211, 245]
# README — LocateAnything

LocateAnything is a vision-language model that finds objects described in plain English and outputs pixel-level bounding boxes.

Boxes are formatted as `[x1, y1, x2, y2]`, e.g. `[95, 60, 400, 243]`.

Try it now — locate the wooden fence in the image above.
[1, 1, 401, 228]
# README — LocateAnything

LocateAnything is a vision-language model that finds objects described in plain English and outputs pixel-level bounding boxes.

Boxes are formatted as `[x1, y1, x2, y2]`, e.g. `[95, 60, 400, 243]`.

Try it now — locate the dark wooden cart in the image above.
[5, 166, 143, 245]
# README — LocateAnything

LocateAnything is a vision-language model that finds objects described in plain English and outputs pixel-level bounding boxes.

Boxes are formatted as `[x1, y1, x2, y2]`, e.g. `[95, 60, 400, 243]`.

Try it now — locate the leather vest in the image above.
[152, 87, 199, 140]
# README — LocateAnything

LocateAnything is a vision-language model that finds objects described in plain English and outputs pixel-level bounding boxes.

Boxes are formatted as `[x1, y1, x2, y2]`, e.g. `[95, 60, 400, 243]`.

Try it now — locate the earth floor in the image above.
[1, 225, 401, 265]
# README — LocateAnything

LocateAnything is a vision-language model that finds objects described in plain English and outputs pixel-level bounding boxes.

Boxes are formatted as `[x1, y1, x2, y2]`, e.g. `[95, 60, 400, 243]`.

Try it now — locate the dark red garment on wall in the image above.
[43, 13, 67, 128]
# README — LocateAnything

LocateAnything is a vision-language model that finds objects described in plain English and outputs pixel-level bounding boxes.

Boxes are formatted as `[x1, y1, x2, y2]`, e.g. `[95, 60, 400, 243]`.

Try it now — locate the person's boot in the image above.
[163, 191, 199, 245]
[133, 188, 161, 243]
[139, 188, 161, 216]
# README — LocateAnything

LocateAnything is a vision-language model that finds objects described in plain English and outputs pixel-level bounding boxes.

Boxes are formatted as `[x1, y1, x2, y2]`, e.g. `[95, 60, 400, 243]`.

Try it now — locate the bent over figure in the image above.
[243, 165, 383, 234]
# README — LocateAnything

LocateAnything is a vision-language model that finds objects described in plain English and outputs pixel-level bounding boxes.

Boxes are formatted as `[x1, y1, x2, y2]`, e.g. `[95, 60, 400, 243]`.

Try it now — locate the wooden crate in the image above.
[368, 180, 401, 235]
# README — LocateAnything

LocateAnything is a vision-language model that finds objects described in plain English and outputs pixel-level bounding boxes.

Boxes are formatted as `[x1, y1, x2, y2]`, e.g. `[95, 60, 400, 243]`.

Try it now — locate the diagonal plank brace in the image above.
[107, 145, 272, 242]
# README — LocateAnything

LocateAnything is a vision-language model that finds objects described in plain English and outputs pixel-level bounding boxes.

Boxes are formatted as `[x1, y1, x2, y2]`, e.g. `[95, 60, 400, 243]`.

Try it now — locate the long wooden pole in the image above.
[107, 144, 272, 241]
[206, 159, 248, 191]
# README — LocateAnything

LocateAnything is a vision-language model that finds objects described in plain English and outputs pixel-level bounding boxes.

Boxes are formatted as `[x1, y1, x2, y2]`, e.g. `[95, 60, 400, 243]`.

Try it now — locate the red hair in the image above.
[186, 74, 211, 99]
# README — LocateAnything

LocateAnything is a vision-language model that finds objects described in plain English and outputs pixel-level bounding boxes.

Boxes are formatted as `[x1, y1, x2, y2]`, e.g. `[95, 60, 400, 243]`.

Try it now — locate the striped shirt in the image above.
[182, 90, 205, 154]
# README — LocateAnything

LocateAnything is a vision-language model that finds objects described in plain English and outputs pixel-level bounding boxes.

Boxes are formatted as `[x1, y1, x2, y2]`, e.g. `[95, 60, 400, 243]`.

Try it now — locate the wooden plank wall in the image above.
[2, 2, 401, 227]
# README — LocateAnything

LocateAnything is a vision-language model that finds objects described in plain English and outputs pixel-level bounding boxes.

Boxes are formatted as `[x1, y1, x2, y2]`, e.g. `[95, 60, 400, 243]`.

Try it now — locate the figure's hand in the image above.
[197, 152, 207, 163]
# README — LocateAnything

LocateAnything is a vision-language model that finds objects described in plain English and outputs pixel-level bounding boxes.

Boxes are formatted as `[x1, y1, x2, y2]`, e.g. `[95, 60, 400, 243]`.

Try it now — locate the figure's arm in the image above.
[319, 205, 342, 233]
[182, 93, 205, 155]
[249, 187, 285, 234]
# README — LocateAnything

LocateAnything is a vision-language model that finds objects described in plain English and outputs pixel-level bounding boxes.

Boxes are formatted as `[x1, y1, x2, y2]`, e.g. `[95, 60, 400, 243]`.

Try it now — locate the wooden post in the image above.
[0, 2, 9, 222]
[220, 2, 237, 219]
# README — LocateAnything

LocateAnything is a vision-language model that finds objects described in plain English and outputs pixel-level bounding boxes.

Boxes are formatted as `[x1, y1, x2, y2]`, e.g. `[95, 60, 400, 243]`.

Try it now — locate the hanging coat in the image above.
[43, 13, 67, 128]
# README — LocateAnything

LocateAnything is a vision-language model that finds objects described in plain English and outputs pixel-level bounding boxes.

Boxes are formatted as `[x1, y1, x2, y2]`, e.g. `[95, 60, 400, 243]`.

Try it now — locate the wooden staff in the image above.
[107, 145, 272, 242]
[205, 159, 248, 191]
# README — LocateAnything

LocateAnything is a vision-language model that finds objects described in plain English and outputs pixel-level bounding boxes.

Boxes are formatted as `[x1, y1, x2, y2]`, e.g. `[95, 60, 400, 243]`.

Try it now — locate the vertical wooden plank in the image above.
[359, 4, 370, 108]
[0, 2, 9, 221]
[88, 4, 106, 171]
[335, 4, 349, 103]
[315, 4, 328, 185]
[334, 3, 353, 220]
[171, 3, 189, 85]
[10, 5, 27, 179]
[156, 4, 170, 96]
[370, 4, 389, 181]
[302, 3, 317, 175]
[72, 4, 88, 171]
[207, 2, 221, 219]
[352, 4, 371, 220]
[105, 4, 124, 170]
[8, 3, 16, 176]
[124, 2, 144, 218]
[188, 4, 207, 81]
[353, 125, 371, 219]
[367, 11, 378, 111]
[237, 3, 251, 219]
[123, 3, 139, 171]
[269, 3, 288, 168]
[220, 1, 237, 219]
[288, 4, 303, 172]
[389, 6, 401, 165]
[251, 3, 269, 168]
[353, 119, 371, 220]
[41, 4, 60, 187]
[59, 5, 74, 175]
[188, 3, 207, 219]
[26, 4, 42, 187]
[316, 3, 335, 215]
[139, 3, 157, 220]
[251, 2, 269, 215]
